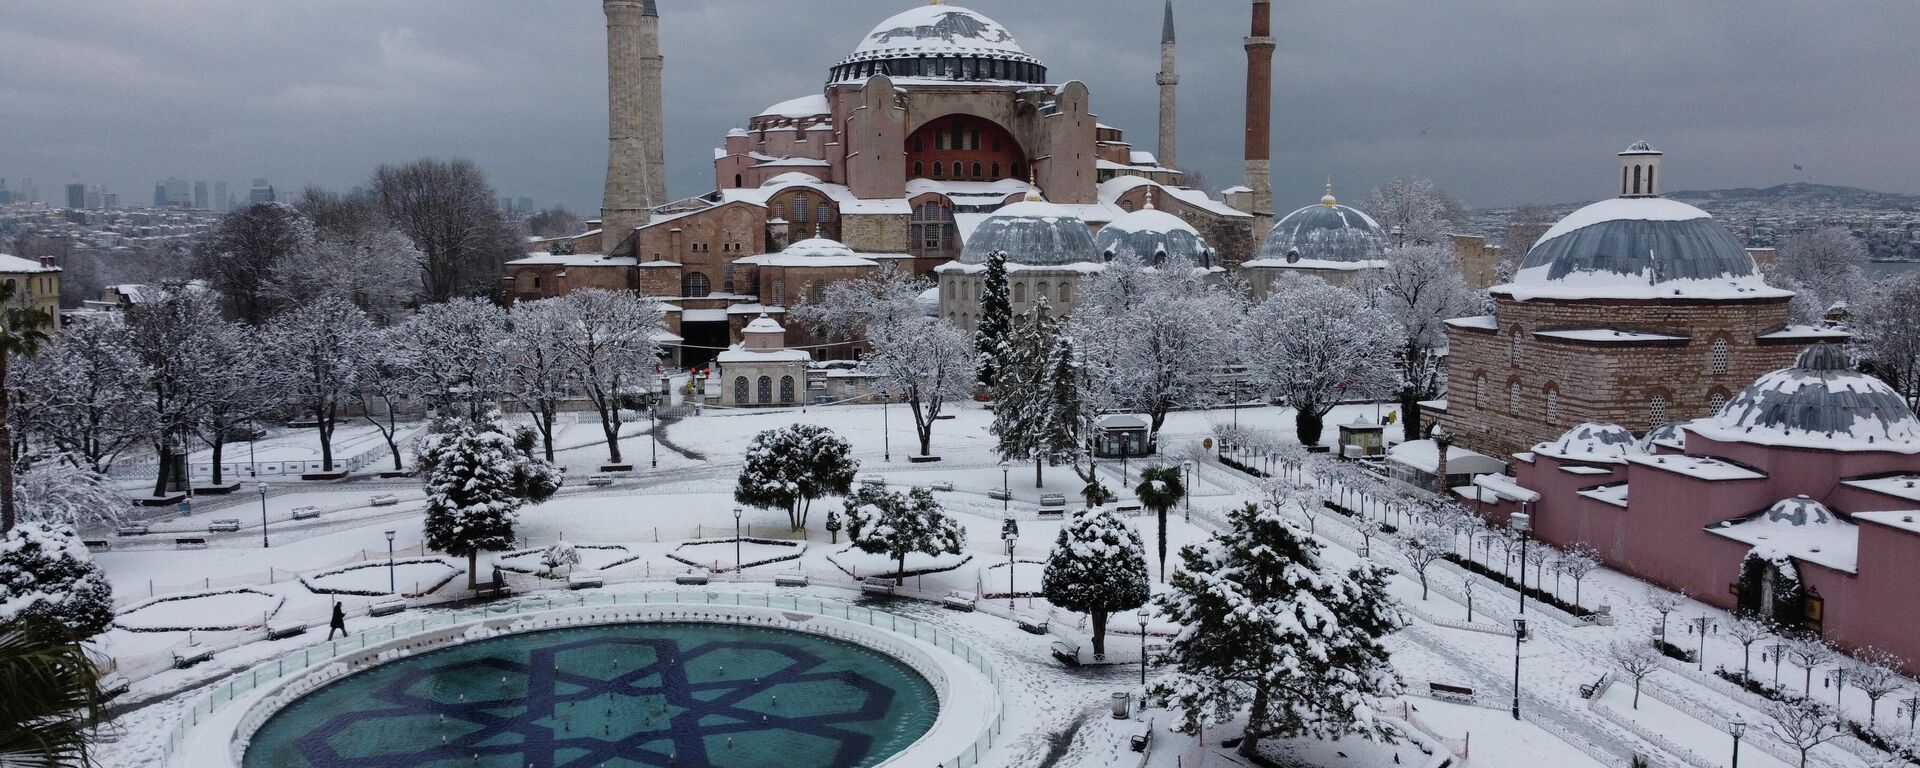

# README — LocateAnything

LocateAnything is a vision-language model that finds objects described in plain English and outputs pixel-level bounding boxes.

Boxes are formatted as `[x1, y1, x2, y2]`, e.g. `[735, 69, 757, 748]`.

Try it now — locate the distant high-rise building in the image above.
[154, 182, 168, 208]
[100, 192, 118, 209]
[164, 177, 190, 207]
[194, 180, 209, 209]
[214, 181, 229, 212]
[249, 178, 275, 204]
[517, 197, 534, 213]
[67, 182, 86, 210]
[85, 186, 103, 209]
[500, 196, 513, 212]
[0, 178, 11, 205]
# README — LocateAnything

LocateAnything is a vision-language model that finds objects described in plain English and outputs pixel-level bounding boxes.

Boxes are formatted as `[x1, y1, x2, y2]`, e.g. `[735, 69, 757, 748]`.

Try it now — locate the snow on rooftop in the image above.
[1533, 422, 1645, 464]
[1852, 510, 1920, 536]
[1708, 496, 1859, 574]
[1625, 453, 1766, 481]
[1387, 439, 1505, 476]
[1445, 315, 1499, 331]
[1693, 345, 1920, 453]
[508, 253, 638, 268]
[0, 253, 55, 273]
[1757, 325, 1853, 341]
[1472, 473, 1540, 503]
[1839, 475, 1920, 505]
[758, 94, 831, 119]
[1535, 197, 1710, 246]
[1577, 482, 1631, 508]
[1534, 328, 1690, 344]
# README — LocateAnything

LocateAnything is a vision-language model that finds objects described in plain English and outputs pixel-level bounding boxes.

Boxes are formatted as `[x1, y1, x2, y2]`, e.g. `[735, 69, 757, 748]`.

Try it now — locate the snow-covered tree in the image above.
[189, 314, 272, 486]
[15, 316, 148, 474]
[733, 424, 858, 532]
[1134, 465, 1186, 581]
[975, 250, 1012, 386]
[991, 302, 1083, 487]
[195, 202, 315, 324]
[1354, 243, 1482, 441]
[263, 296, 375, 473]
[1848, 647, 1904, 724]
[540, 541, 580, 578]
[1043, 506, 1151, 659]
[13, 465, 127, 530]
[1725, 615, 1774, 682]
[548, 289, 665, 466]
[353, 328, 423, 472]
[1154, 502, 1405, 757]
[1771, 227, 1870, 324]
[1646, 587, 1686, 644]
[790, 263, 927, 347]
[0, 523, 113, 639]
[500, 298, 578, 462]
[1765, 698, 1846, 768]
[1400, 525, 1452, 600]
[421, 422, 533, 589]
[1074, 254, 1245, 439]
[1364, 177, 1466, 247]
[396, 298, 508, 419]
[122, 286, 235, 496]
[268, 227, 422, 324]
[867, 318, 974, 457]
[1558, 543, 1602, 608]
[1854, 272, 1920, 411]
[0, 279, 55, 533]
[1248, 273, 1402, 446]
[1785, 634, 1838, 696]
[1609, 640, 1662, 709]
[843, 486, 966, 586]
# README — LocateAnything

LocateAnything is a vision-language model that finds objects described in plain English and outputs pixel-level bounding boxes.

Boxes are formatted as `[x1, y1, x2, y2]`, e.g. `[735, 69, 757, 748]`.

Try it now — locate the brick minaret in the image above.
[602, 0, 666, 249]
[1243, 0, 1276, 237]
[1155, 0, 1179, 169]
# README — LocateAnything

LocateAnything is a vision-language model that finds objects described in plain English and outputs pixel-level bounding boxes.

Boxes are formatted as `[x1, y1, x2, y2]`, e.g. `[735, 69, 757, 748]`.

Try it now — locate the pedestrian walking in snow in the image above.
[328, 602, 348, 639]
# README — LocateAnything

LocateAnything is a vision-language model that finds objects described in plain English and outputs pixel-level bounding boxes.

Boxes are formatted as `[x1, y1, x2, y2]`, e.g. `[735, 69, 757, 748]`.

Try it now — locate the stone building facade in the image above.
[1, 254, 62, 331]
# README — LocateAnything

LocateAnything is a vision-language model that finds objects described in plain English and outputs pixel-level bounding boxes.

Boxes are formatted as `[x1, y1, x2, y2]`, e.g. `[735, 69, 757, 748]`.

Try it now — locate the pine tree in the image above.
[1043, 506, 1151, 658]
[992, 302, 1081, 487]
[975, 250, 1012, 386]
[734, 424, 859, 532]
[844, 486, 967, 585]
[1154, 502, 1405, 758]
[422, 423, 530, 589]
[0, 523, 114, 639]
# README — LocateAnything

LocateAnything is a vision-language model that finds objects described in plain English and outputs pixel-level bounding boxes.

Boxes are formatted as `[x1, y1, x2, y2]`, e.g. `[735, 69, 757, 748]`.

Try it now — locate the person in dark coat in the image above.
[327, 602, 348, 640]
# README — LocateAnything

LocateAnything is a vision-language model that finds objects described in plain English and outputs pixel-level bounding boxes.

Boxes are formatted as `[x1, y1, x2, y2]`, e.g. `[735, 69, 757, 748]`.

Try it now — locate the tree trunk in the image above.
[151, 438, 172, 498]
[210, 438, 226, 485]
[895, 551, 907, 586]
[1632, 680, 1641, 709]
[1420, 573, 1429, 600]
[1091, 610, 1108, 658]
[0, 360, 14, 533]
[1156, 508, 1168, 581]
[538, 401, 557, 463]
[467, 551, 479, 590]
[1401, 392, 1423, 443]
[1238, 682, 1271, 758]
[912, 395, 935, 456]
[317, 403, 337, 472]
[599, 403, 623, 465]
[1034, 456, 1043, 489]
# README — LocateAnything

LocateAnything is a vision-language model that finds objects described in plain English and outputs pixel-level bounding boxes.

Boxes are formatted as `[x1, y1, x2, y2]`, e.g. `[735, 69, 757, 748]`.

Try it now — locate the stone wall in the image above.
[841, 214, 908, 256]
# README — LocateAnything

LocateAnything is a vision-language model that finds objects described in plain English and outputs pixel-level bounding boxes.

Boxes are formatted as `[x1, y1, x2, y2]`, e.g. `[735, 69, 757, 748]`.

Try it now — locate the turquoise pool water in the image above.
[242, 622, 940, 768]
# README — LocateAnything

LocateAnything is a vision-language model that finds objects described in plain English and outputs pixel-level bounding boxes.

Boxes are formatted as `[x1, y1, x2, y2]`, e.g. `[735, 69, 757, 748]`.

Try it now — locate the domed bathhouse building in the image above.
[1431, 144, 1849, 460]
[1465, 344, 1920, 675]
[1093, 192, 1218, 268]
[935, 192, 1104, 330]
[1240, 182, 1390, 297]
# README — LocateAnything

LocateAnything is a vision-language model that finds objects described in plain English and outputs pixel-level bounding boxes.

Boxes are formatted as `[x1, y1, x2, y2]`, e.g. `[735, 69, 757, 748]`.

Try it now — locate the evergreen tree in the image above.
[1154, 502, 1405, 758]
[991, 302, 1082, 487]
[1043, 506, 1151, 658]
[843, 486, 966, 585]
[0, 523, 114, 639]
[1134, 465, 1186, 581]
[733, 424, 859, 532]
[0, 616, 109, 766]
[421, 422, 532, 589]
[975, 250, 1012, 386]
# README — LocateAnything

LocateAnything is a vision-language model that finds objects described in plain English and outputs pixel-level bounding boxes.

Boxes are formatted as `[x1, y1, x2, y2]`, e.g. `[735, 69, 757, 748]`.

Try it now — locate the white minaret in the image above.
[602, 0, 667, 249]
[1156, 0, 1179, 169]
[1618, 141, 1663, 198]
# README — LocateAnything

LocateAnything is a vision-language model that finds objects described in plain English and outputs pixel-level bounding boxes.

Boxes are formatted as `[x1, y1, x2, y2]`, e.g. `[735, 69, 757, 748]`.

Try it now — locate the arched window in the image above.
[952, 162, 963, 178]
[1508, 326, 1523, 365]
[682, 273, 711, 298]
[914, 161, 925, 177]
[1058, 281, 1072, 304]
[1013, 283, 1027, 304]
[733, 174, 742, 188]
[771, 203, 785, 221]
[992, 163, 1001, 178]
[1649, 395, 1669, 429]
[1012, 162, 1024, 180]
[972, 162, 983, 178]
[1475, 375, 1487, 409]
[808, 283, 825, 305]
[792, 198, 810, 225]
[1545, 387, 1561, 425]
[971, 130, 981, 150]
[1037, 282, 1050, 302]
[734, 377, 749, 404]
[1710, 339, 1731, 373]
[817, 203, 831, 224]
[932, 163, 944, 178]
[1708, 390, 1728, 412]
[912, 135, 924, 153]
[1508, 381, 1521, 415]
[1633, 165, 1643, 195]
[780, 376, 796, 403]
[757, 376, 773, 404]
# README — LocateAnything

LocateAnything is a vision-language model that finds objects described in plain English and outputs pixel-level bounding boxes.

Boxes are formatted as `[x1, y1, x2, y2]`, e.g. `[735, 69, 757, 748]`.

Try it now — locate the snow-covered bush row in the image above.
[298, 557, 460, 597]
[114, 587, 284, 633]
[494, 544, 638, 574]
[826, 546, 973, 580]
[666, 538, 806, 571]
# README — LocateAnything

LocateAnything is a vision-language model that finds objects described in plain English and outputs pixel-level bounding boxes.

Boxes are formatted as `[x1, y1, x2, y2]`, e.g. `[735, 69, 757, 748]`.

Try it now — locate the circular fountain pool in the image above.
[241, 622, 940, 768]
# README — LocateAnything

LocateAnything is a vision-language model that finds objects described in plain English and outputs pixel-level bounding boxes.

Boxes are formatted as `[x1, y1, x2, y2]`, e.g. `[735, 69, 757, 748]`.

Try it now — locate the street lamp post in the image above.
[732, 507, 743, 575]
[1137, 608, 1151, 687]
[385, 530, 397, 595]
[1728, 715, 1747, 768]
[648, 397, 658, 469]
[1002, 522, 1018, 612]
[1511, 616, 1528, 720]
[257, 482, 270, 548]
[1511, 510, 1532, 615]
[1689, 616, 1716, 671]
[1001, 463, 1010, 515]
[881, 389, 891, 463]
[1181, 460, 1195, 522]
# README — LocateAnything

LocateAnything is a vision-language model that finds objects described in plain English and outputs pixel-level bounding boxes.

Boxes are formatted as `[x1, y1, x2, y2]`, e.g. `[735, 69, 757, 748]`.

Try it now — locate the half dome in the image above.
[1253, 195, 1387, 265]
[833, 6, 1046, 84]
[1095, 207, 1213, 267]
[1503, 197, 1781, 301]
[958, 200, 1099, 267]
[1693, 344, 1920, 451]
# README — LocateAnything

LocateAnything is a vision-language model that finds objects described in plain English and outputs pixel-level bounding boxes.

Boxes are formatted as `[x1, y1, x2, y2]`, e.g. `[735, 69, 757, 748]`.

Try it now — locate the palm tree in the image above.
[0, 280, 56, 534]
[1134, 465, 1186, 581]
[0, 618, 108, 766]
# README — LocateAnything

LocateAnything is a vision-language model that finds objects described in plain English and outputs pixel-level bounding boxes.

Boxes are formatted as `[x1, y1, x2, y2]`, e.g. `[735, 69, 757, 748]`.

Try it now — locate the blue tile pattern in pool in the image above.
[242, 622, 940, 768]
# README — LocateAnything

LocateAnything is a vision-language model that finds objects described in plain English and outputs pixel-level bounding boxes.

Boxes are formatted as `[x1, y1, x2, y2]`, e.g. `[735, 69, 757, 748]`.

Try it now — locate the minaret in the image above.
[1155, 0, 1179, 170]
[601, 0, 667, 249]
[1244, 0, 1276, 236]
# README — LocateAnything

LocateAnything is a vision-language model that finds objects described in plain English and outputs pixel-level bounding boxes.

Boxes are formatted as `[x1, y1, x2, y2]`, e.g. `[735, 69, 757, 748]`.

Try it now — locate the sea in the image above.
[1868, 261, 1920, 278]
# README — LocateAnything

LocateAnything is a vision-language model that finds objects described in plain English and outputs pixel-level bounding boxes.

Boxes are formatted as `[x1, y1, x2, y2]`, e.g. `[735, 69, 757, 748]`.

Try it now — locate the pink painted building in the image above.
[1468, 345, 1920, 674]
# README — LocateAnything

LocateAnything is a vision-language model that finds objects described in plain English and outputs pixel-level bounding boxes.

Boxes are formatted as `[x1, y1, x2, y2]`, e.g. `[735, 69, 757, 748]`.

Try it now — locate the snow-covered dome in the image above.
[760, 172, 824, 189]
[1253, 186, 1388, 264]
[744, 313, 784, 334]
[782, 238, 856, 259]
[832, 6, 1046, 84]
[1094, 205, 1214, 268]
[958, 199, 1099, 267]
[1533, 422, 1645, 464]
[1640, 419, 1692, 452]
[757, 94, 830, 119]
[1693, 344, 1920, 451]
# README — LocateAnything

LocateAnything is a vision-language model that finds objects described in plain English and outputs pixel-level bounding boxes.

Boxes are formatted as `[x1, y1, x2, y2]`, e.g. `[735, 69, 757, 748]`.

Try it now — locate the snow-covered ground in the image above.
[81, 400, 1902, 768]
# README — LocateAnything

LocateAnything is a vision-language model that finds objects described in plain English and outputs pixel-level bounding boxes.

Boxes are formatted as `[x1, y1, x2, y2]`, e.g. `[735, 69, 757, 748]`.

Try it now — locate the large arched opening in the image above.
[906, 115, 1024, 183]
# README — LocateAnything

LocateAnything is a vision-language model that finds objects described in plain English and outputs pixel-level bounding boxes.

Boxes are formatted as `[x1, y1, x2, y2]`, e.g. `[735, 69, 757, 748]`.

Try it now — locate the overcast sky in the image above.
[5, 1, 1917, 214]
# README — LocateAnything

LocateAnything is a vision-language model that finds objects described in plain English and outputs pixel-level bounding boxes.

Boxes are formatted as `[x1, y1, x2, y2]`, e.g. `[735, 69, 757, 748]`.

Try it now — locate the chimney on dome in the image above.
[1618, 141, 1664, 198]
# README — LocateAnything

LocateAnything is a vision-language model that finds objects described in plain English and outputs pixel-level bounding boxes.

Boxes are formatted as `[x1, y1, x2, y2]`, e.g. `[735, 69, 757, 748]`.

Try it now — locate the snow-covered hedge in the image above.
[114, 588, 285, 633]
[826, 545, 973, 580]
[979, 559, 1048, 599]
[496, 545, 638, 575]
[299, 558, 460, 598]
[667, 538, 806, 571]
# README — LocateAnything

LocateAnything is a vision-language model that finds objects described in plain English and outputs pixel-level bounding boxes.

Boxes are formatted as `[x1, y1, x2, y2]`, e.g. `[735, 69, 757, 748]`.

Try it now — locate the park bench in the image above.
[1130, 719, 1154, 753]
[929, 481, 955, 492]
[1037, 499, 1067, 520]
[290, 506, 322, 521]
[101, 676, 131, 701]
[368, 494, 399, 507]
[1579, 672, 1611, 700]
[83, 540, 111, 552]
[987, 488, 1013, 502]
[567, 573, 605, 590]
[1428, 682, 1475, 703]
[585, 474, 614, 487]
[174, 537, 209, 549]
[116, 525, 150, 537]
[941, 590, 977, 612]
[1015, 610, 1050, 635]
[860, 577, 896, 597]
[1114, 500, 1144, 514]
[266, 621, 307, 640]
[674, 570, 711, 586]
[173, 648, 215, 669]
[207, 519, 242, 534]
[1050, 640, 1082, 666]
[368, 598, 407, 617]
[860, 475, 888, 488]
[774, 571, 811, 588]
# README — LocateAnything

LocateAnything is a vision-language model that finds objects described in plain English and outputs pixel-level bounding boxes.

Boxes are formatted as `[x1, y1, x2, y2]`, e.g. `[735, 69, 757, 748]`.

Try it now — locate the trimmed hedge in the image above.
[114, 588, 285, 633]
[496, 545, 640, 575]
[980, 558, 1048, 599]
[1442, 553, 1596, 618]
[825, 546, 974, 580]
[668, 538, 806, 571]
[300, 557, 460, 598]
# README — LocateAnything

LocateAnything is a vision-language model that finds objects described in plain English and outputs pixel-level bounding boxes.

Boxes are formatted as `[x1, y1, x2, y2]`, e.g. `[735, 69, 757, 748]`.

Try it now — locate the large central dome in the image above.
[832, 6, 1047, 84]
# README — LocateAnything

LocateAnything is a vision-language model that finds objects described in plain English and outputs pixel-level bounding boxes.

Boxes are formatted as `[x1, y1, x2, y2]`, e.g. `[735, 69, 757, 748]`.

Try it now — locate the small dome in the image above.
[834, 6, 1045, 84]
[760, 172, 824, 189]
[744, 313, 784, 334]
[1639, 419, 1692, 452]
[1095, 206, 1213, 267]
[958, 200, 1099, 266]
[783, 238, 856, 259]
[1534, 422, 1644, 464]
[1759, 496, 1839, 527]
[1255, 193, 1388, 264]
[1697, 343, 1920, 450]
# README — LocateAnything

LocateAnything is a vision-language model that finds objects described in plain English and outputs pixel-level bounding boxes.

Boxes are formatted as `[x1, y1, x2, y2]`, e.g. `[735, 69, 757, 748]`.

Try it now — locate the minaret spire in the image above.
[601, 0, 667, 250]
[1156, 0, 1179, 170]
[1244, 0, 1276, 239]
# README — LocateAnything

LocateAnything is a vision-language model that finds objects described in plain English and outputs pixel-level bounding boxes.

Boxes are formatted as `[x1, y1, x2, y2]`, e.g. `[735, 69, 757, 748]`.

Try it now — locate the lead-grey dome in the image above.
[1254, 190, 1387, 264]
[959, 200, 1099, 266]
[1694, 343, 1920, 450]
[833, 6, 1046, 84]
[1095, 207, 1214, 267]
[1506, 197, 1778, 300]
